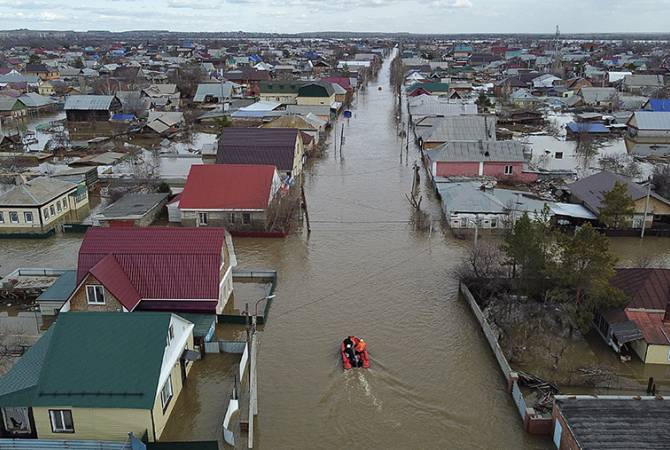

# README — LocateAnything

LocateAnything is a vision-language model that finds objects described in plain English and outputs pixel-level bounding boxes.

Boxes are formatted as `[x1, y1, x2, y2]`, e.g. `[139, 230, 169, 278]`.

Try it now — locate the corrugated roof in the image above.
[180, 164, 276, 210]
[611, 268, 670, 311]
[625, 310, 670, 345]
[630, 111, 670, 131]
[89, 255, 142, 310]
[193, 82, 236, 102]
[556, 397, 670, 449]
[97, 193, 168, 220]
[427, 140, 525, 163]
[216, 128, 298, 171]
[77, 227, 226, 302]
[0, 312, 177, 409]
[417, 115, 496, 143]
[37, 270, 76, 302]
[64, 95, 116, 111]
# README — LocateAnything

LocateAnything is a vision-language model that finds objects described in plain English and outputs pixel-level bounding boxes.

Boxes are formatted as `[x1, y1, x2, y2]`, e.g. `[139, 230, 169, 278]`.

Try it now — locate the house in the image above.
[36, 270, 77, 316]
[18, 92, 55, 114]
[142, 83, 180, 110]
[262, 114, 325, 144]
[435, 180, 594, 231]
[0, 177, 89, 237]
[405, 82, 451, 97]
[37, 80, 54, 96]
[565, 122, 610, 138]
[24, 63, 58, 80]
[414, 115, 496, 149]
[531, 73, 561, 89]
[552, 396, 670, 450]
[178, 164, 282, 232]
[0, 97, 27, 122]
[625, 111, 670, 155]
[578, 87, 618, 109]
[561, 171, 670, 228]
[0, 312, 196, 442]
[426, 140, 537, 183]
[193, 82, 239, 105]
[509, 89, 539, 107]
[642, 98, 670, 112]
[407, 94, 478, 122]
[62, 227, 236, 315]
[145, 111, 184, 135]
[64, 95, 122, 122]
[296, 82, 336, 107]
[259, 81, 303, 105]
[216, 128, 305, 178]
[595, 268, 670, 364]
[93, 192, 168, 227]
[623, 74, 665, 94]
[223, 69, 271, 96]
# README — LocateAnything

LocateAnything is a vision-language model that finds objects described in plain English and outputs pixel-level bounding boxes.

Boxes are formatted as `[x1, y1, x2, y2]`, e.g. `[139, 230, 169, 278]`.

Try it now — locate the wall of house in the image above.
[297, 93, 335, 106]
[482, 161, 525, 178]
[447, 212, 507, 229]
[181, 210, 269, 231]
[551, 407, 580, 450]
[644, 344, 670, 365]
[435, 161, 480, 177]
[152, 320, 194, 440]
[0, 187, 88, 235]
[68, 273, 125, 312]
[292, 136, 305, 177]
[33, 407, 152, 441]
[259, 93, 297, 104]
[630, 339, 649, 363]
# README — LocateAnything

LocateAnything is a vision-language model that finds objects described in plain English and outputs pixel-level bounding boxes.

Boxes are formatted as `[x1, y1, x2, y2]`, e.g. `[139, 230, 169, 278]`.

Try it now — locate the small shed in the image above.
[95, 192, 168, 227]
[36, 270, 76, 315]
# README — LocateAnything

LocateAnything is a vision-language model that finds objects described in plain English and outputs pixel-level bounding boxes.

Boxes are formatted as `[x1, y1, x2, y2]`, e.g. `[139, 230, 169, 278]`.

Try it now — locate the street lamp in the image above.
[244, 294, 276, 328]
[466, 215, 480, 247]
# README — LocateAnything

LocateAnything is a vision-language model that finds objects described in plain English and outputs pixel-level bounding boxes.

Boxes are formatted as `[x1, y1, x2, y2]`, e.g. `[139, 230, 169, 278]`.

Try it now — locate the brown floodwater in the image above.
[0, 53, 557, 449]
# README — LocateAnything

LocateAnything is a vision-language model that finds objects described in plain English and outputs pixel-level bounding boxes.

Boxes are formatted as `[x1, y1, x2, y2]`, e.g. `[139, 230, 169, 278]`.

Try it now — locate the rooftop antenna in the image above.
[552, 25, 562, 74]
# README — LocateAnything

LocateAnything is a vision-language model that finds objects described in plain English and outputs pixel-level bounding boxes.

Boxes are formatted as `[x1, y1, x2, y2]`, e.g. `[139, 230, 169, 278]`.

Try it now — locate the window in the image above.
[198, 212, 208, 226]
[491, 219, 497, 228]
[504, 165, 514, 175]
[49, 410, 74, 433]
[86, 285, 105, 304]
[166, 324, 174, 346]
[24, 212, 33, 223]
[43, 208, 49, 219]
[0, 212, 3, 223]
[555, 152, 563, 159]
[242, 213, 251, 224]
[230, 213, 237, 224]
[50, 205, 55, 216]
[56, 200, 62, 212]
[160, 376, 173, 411]
[9, 211, 18, 224]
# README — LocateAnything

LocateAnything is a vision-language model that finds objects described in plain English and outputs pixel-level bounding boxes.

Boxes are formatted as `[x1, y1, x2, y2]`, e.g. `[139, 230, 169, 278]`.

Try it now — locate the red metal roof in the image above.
[89, 254, 141, 310]
[612, 268, 670, 311]
[179, 164, 277, 210]
[77, 227, 226, 305]
[625, 310, 670, 345]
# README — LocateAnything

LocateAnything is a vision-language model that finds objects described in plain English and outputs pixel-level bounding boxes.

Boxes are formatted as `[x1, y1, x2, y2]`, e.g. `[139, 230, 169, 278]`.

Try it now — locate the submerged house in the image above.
[61, 227, 236, 315]
[595, 268, 670, 365]
[0, 312, 195, 443]
[64, 95, 122, 122]
[178, 164, 282, 232]
[0, 177, 89, 237]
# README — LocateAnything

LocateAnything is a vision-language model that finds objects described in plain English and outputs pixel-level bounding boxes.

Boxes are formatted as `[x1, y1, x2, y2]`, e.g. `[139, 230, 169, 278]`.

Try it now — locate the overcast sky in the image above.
[0, 0, 669, 34]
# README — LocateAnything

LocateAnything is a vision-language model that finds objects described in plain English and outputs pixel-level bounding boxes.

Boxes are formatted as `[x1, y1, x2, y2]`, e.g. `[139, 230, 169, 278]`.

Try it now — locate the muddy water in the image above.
[0, 55, 554, 449]
[231, 54, 547, 449]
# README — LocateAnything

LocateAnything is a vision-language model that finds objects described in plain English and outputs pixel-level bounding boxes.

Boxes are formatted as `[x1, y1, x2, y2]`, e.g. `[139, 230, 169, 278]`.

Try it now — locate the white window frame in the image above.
[504, 165, 513, 175]
[9, 211, 19, 224]
[230, 213, 236, 224]
[86, 285, 105, 304]
[49, 409, 74, 433]
[0, 212, 4, 223]
[198, 212, 208, 226]
[24, 212, 33, 223]
[49, 205, 55, 216]
[56, 199, 62, 212]
[160, 375, 173, 412]
[166, 324, 174, 346]
[242, 213, 251, 224]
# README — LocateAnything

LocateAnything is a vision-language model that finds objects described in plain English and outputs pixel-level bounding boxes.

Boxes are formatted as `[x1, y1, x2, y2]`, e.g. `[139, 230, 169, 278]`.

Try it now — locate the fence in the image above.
[459, 282, 553, 436]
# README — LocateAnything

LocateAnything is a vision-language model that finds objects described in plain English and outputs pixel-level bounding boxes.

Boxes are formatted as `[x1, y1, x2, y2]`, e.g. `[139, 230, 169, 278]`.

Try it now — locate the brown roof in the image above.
[612, 268, 670, 311]
[216, 128, 299, 172]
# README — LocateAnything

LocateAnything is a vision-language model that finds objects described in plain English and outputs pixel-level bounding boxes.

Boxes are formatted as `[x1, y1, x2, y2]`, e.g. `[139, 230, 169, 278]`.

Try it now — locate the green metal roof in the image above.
[175, 313, 215, 338]
[406, 82, 450, 93]
[0, 312, 173, 409]
[259, 81, 303, 94]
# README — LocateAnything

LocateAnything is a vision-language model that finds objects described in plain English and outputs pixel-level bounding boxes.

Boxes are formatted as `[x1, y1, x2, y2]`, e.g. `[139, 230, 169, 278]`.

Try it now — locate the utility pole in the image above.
[641, 176, 652, 239]
[301, 184, 311, 234]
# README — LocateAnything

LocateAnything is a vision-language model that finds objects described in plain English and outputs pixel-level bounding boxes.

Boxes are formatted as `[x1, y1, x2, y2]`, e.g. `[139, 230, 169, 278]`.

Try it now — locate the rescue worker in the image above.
[354, 338, 367, 367]
[343, 336, 357, 366]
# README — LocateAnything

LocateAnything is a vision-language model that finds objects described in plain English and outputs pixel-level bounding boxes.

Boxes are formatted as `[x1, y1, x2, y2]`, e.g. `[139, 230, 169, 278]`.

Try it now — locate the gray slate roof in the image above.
[64, 95, 116, 111]
[193, 82, 236, 102]
[97, 193, 168, 220]
[417, 115, 496, 143]
[629, 111, 670, 131]
[556, 397, 670, 449]
[0, 177, 77, 206]
[427, 140, 525, 163]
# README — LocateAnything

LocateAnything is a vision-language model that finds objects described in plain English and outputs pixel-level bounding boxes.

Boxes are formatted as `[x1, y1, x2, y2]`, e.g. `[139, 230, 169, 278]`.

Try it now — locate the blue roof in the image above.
[111, 113, 135, 121]
[648, 99, 670, 112]
[566, 122, 609, 134]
